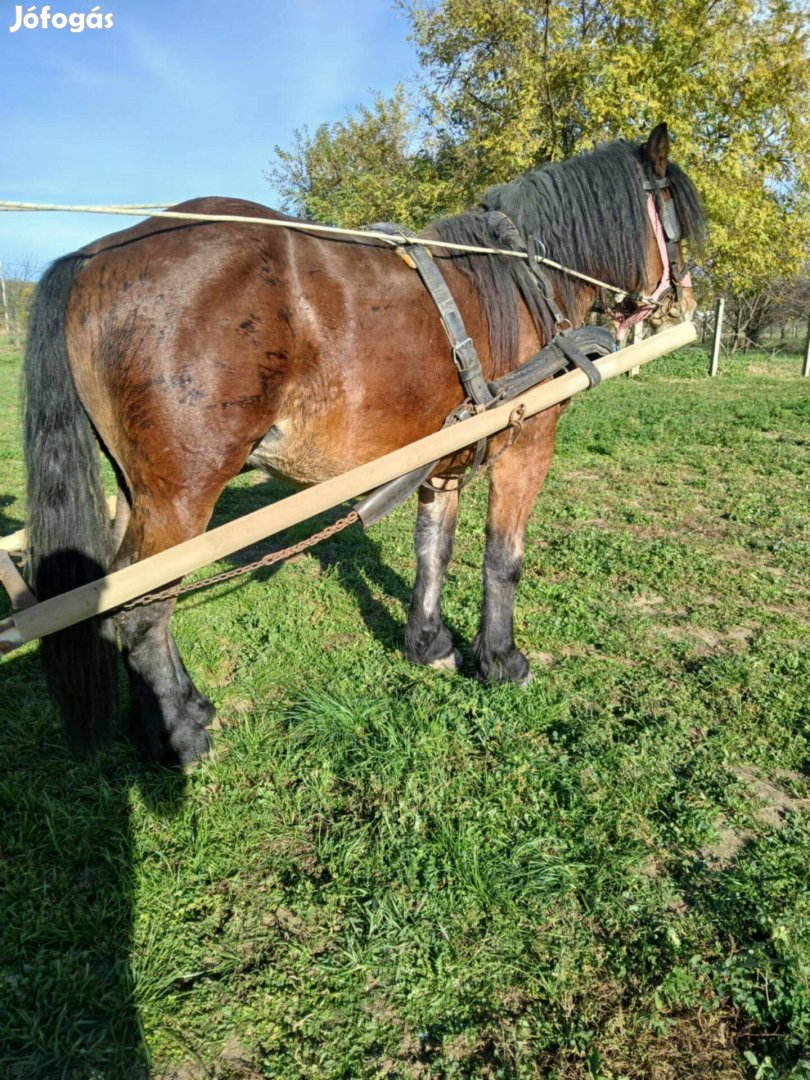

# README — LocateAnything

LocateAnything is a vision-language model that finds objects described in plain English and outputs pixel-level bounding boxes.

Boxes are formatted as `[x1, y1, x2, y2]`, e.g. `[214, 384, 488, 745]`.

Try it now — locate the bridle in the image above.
[609, 173, 692, 342]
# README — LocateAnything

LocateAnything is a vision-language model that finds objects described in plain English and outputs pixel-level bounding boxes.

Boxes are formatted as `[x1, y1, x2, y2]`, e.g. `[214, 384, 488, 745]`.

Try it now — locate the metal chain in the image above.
[120, 510, 359, 611]
[421, 403, 527, 493]
[120, 405, 524, 613]
[481, 404, 527, 472]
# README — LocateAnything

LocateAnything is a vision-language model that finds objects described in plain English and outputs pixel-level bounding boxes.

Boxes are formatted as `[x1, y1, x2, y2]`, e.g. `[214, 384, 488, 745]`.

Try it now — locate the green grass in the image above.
[1, 340, 809, 1079]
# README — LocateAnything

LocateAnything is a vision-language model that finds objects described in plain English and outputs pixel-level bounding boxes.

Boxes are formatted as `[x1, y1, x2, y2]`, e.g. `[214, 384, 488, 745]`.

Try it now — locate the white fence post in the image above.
[710, 297, 725, 377]
[0, 263, 10, 336]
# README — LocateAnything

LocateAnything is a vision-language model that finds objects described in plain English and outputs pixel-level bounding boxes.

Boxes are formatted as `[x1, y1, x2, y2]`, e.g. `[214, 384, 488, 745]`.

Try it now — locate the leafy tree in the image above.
[267, 1, 810, 297]
[265, 87, 455, 229]
[724, 270, 810, 350]
[0, 259, 36, 346]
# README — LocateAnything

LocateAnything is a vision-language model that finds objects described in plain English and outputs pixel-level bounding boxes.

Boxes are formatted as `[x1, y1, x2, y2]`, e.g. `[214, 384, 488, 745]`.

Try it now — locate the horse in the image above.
[23, 122, 705, 765]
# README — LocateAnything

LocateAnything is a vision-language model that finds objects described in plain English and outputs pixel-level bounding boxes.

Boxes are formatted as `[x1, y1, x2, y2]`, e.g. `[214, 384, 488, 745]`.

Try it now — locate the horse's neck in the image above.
[567, 283, 599, 330]
[520, 280, 597, 353]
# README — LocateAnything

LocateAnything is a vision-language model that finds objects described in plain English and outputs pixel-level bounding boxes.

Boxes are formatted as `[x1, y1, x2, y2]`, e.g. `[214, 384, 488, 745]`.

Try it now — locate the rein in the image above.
[0, 199, 660, 308]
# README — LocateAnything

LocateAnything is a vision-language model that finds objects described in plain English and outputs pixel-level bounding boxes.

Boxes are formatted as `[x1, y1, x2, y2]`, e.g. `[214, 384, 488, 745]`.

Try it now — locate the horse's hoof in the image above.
[137, 713, 212, 767]
[428, 648, 463, 672]
[474, 644, 532, 686]
[172, 722, 212, 766]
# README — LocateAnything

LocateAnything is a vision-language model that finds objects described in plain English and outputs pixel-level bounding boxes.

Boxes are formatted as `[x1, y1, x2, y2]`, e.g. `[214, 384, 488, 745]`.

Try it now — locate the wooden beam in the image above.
[0, 496, 117, 555]
[0, 551, 36, 610]
[0, 321, 697, 655]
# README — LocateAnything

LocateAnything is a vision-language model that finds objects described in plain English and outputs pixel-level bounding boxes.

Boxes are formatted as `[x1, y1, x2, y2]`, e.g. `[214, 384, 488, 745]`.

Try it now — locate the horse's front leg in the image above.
[404, 484, 462, 671]
[475, 406, 563, 685]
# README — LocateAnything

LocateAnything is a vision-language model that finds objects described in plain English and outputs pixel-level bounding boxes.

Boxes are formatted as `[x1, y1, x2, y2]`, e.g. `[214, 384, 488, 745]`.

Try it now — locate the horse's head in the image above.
[614, 123, 705, 341]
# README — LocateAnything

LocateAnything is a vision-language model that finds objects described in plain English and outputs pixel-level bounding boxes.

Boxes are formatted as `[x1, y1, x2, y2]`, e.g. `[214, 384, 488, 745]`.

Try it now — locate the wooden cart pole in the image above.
[0, 321, 697, 655]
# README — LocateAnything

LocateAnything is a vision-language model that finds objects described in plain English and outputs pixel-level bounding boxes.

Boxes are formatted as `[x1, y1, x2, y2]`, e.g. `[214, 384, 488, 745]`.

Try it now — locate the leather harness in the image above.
[355, 222, 614, 525]
[356, 187, 686, 527]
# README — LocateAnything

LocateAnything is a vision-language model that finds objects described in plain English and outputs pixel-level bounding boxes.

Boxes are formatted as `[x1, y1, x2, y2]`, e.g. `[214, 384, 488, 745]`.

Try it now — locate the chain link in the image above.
[120, 510, 359, 611]
[119, 404, 526, 613]
[481, 404, 527, 472]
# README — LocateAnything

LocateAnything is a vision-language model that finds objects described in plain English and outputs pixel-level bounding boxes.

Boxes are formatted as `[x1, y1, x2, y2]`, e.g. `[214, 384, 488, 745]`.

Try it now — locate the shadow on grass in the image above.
[211, 475, 419, 655]
[0, 493, 23, 539]
[0, 646, 186, 1079]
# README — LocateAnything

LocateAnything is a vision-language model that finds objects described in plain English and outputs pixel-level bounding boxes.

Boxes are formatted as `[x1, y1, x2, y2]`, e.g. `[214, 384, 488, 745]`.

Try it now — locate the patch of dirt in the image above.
[629, 592, 667, 614]
[152, 1067, 207, 1080]
[654, 623, 756, 654]
[563, 469, 604, 481]
[679, 516, 732, 540]
[699, 820, 753, 871]
[730, 765, 810, 826]
[153, 1047, 264, 1080]
[527, 650, 556, 668]
[597, 1006, 746, 1079]
[765, 600, 810, 618]
[218, 1036, 263, 1078]
[725, 625, 757, 646]
[698, 765, 810, 870]
[222, 698, 255, 716]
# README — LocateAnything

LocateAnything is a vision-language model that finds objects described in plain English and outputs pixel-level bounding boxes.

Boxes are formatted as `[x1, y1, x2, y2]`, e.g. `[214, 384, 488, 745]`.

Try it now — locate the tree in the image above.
[267, 1, 810, 298]
[0, 259, 36, 346]
[265, 87, 455, 229]
[724, 269, 810, 350]
[406, 0, 810, 292]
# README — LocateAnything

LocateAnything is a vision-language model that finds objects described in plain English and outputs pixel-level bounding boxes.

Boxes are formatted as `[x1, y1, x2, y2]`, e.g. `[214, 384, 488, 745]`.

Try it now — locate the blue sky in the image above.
[0, 0, 419, 275]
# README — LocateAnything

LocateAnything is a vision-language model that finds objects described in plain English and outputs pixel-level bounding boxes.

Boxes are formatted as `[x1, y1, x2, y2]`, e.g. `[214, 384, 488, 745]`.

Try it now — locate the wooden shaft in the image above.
[1, 496, 117, 554]
[0, 525, 26, 555]
[0, 551, 37, 610]
[0, 321, 696, 654]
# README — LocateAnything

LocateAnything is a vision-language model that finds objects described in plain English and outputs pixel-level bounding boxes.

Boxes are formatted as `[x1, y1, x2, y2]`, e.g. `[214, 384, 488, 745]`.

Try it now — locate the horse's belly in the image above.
[247, 416, 353, 486]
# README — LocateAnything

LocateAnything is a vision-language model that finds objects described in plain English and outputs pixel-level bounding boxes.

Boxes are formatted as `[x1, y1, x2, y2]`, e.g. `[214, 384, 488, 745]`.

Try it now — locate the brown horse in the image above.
[23, 123, 705, 764]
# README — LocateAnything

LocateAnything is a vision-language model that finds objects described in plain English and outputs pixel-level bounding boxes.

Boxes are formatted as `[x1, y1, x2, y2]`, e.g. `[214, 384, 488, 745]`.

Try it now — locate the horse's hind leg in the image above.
[117, 598, 213, 764]
[404, 485, 461, 671]
[475, 407, 563, 685]
[111, 496, 218, 765]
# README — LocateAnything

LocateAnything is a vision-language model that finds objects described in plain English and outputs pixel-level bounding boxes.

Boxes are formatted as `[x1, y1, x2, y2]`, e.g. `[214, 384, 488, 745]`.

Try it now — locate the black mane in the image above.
[433, 139, 706, 375]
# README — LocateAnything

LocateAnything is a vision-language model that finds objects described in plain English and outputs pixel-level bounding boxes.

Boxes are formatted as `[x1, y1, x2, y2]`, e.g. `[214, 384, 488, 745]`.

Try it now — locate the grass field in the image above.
[1, 339, 808, 1079]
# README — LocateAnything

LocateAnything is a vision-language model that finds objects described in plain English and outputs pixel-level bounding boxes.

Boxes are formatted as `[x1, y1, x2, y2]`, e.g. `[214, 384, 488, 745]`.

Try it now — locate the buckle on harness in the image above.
[452, 338, 474, 372]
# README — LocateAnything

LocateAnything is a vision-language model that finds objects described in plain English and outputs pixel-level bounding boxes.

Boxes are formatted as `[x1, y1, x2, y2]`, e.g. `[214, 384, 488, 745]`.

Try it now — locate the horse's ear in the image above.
[645, 122, 670, 178]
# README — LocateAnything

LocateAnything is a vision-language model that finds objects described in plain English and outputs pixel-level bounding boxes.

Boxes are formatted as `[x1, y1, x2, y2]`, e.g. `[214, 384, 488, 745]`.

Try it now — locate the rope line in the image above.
[0, 199, 650, 304]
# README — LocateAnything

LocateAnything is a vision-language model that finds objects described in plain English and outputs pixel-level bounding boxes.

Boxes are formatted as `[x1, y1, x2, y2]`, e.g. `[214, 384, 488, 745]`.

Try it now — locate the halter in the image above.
[611, 176, 692, 342]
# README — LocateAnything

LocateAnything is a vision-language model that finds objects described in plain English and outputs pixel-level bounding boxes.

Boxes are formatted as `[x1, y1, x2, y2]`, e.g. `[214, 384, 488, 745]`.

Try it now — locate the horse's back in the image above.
[60, 197, 472, 497]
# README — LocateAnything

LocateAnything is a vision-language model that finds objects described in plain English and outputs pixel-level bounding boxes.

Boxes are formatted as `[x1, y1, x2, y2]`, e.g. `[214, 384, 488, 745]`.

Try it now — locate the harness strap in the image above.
[643, 178, 692, 290]
[479, 208, 571, 332]
[488, 326, 613, 400]
[405, 248, 493, 407]
[370, 222, 494, 408]
[356, 222, 612, 527]
[553, 332, 604, 388]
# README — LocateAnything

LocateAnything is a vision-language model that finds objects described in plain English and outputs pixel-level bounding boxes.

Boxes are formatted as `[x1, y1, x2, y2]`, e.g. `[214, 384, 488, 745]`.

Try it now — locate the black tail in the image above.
[24, 255, 119, 752]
